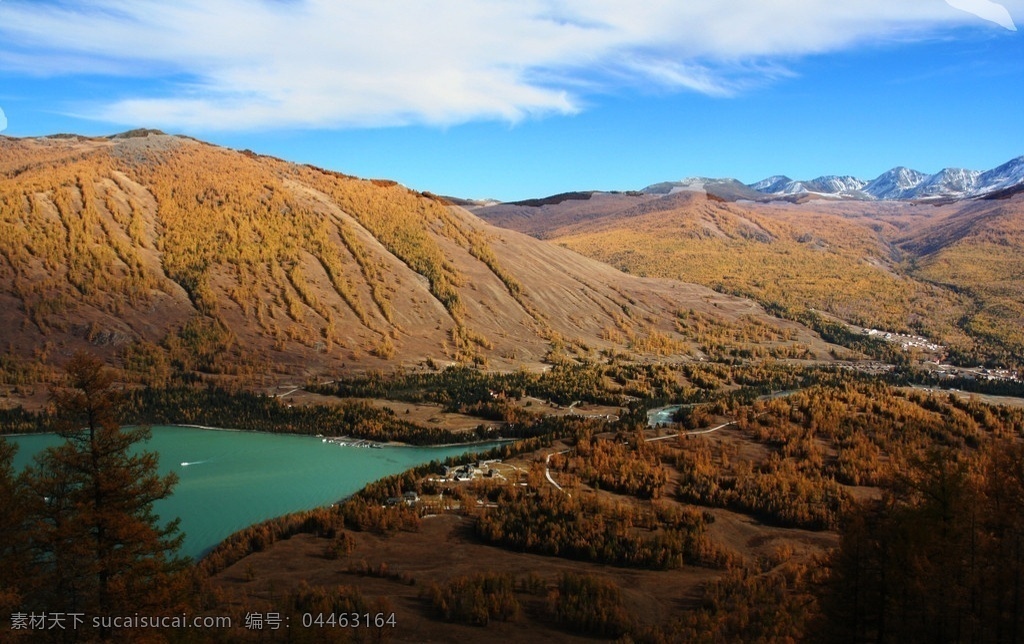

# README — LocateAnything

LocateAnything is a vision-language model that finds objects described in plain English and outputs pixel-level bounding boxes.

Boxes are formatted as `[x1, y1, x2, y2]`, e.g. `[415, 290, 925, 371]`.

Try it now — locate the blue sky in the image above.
[1, 1, 1022, 201]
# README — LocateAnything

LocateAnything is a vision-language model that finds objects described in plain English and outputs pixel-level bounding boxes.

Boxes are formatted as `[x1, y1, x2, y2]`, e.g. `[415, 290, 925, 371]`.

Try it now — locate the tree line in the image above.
[472, 483, 731, 570]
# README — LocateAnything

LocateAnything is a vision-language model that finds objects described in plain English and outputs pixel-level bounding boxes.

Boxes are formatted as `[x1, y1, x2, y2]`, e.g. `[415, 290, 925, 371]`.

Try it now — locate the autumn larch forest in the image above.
[1, 131, 1023, 642]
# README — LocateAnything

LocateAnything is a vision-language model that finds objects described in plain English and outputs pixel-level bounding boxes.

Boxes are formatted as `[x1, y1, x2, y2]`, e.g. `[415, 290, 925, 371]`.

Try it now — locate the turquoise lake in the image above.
[9, 426, 501, 559]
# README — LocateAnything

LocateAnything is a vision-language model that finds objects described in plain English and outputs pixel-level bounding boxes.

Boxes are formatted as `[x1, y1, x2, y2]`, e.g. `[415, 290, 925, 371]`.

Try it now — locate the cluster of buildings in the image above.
[931, 364, 1020, 383]
[385, 491, 420, 507]
[385, 459, 511, 508]
[441, 459, 503, 482]
[862, 328, 945, 353]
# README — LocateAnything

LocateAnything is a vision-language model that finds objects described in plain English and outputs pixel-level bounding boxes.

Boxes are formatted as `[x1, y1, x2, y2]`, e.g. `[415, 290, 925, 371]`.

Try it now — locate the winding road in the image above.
[645, 419, 738, 441]
[544, 450, 570, 493]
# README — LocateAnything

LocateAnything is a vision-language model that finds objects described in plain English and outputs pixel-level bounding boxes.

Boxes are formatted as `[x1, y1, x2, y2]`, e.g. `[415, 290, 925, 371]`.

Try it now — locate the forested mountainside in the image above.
[474, 188, 1024, 369]
[0, 132, 833, 393]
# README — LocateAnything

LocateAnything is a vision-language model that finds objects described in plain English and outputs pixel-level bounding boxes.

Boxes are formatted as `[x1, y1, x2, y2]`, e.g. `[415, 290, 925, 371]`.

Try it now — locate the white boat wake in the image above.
[180, 460, 208, 467]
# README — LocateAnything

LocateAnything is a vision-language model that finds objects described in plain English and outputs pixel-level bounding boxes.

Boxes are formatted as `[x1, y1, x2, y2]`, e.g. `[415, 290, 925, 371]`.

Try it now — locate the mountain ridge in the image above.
[472, 176, 1024, 367]
[625, 155, 1024, 203]
[748, 155, 1024, 201]
[0, 131, 836, 391]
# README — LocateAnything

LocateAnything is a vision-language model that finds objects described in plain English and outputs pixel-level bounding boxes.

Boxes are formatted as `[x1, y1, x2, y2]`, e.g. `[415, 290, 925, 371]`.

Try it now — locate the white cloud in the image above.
[946, 0, 1017, 29]
[0, 0, 1013, 131]
[0, 106, 7, 133]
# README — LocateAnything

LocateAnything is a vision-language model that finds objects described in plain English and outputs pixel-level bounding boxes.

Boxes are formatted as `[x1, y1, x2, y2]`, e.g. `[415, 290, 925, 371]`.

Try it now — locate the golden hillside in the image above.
[476, 189, 1024, 367]
[0, 133, 834, 390]
[898, 195, 1024, 364]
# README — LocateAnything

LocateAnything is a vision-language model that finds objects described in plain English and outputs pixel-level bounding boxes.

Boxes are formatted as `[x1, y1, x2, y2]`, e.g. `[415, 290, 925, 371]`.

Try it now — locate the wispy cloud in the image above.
[0, 1, 1015, 131]
[0, 106, 7, 133]
[946, 0, 1017, 30]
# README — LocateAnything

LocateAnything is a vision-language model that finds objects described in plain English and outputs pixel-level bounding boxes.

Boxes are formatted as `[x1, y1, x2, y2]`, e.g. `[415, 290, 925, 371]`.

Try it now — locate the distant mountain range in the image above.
[645, 155, 1024, 202]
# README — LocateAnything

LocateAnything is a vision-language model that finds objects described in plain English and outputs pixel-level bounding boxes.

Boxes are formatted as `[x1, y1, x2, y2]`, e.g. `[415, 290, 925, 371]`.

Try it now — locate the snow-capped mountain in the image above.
[804, 175, 868, 196]
[863, 167, 927, 200]
[744, 156, 1024, 201]
[746, 175, 867, 196]
[749, 175, 793, 193]
[641, 178, 767, 201]
[975, 156, 1024, 196]
[914, 168, 980, 199]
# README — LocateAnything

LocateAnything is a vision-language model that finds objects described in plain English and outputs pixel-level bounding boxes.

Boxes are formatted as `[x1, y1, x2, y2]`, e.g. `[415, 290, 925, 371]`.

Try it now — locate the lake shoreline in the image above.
[5, 422, 515, 450]
[11, 426, 508, 558]
[175, 423, 514, 449]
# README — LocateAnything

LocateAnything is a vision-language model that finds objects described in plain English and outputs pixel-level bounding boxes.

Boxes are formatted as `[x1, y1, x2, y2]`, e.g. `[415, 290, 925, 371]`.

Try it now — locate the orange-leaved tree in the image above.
[22, 352, 187, 626]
